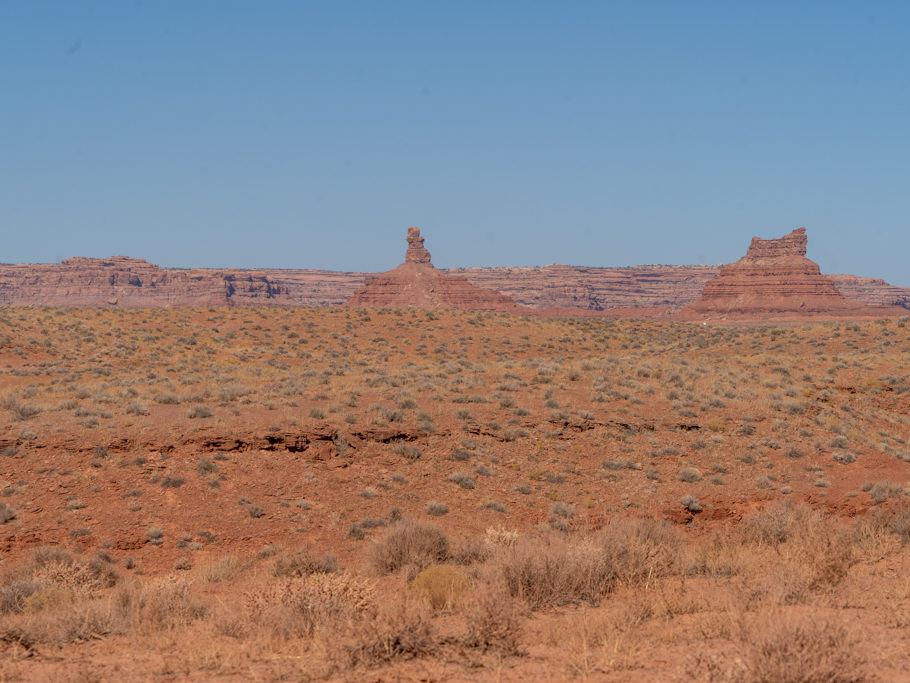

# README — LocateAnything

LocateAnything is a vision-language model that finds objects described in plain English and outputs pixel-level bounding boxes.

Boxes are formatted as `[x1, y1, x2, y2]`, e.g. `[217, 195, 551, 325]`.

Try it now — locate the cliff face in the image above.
[0, 257, 367, 308]
[686, 228, 895, 317]
[0, 230, 906, 313]
[344, 228, 523, 312]
[829, 274, 910, 310]
[449, 264, 719, 310]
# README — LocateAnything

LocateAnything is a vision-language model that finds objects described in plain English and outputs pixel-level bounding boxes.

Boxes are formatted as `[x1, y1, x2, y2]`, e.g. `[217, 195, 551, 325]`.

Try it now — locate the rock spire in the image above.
[405, 227, 432, 264]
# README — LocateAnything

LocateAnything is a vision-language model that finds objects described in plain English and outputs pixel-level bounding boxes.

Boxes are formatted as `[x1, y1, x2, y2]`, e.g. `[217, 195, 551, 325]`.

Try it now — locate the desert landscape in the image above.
[0, 224, 908, 680]
[4, 3, 910, 679]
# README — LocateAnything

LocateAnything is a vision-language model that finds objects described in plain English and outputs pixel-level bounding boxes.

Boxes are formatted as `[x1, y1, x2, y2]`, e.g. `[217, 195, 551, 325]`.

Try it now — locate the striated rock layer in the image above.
[0, 257, 367, 308]
[345, 228, 523, 312]
[0, 231, 906, 313]
[449, 264, 719, 310]
[685, 228, 900, 318]
[829, 274, 910, 310]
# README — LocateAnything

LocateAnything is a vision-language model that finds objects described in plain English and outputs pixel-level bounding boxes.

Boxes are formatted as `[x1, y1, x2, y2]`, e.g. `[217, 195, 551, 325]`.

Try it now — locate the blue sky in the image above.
[2, 2, 908, 285]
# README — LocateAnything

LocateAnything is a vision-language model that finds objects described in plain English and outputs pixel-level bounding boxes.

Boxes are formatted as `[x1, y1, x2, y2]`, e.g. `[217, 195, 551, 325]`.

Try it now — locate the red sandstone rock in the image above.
[449, 264, 719, 310]
[0, 257, 368, 308]
[0, 230, 905, 314]
[345, 228, 523, 312]
[685, 228, 901, 318]
[405, 227, 432, 264]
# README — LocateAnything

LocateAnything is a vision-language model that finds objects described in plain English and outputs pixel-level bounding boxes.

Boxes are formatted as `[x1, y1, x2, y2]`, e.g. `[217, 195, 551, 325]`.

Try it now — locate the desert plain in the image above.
[0, 303, 907, 680]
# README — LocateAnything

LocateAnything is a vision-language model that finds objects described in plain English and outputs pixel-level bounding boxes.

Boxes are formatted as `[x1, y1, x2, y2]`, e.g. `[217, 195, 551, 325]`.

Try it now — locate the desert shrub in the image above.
[200, 556, 243, 583]
[408, 565, 469, 609]
[4, 398, 41, 421]
[324, 597, 437, 671]
[425, 501, 448, 516]
[160, 474, 185, 488]
[369, 519, 449, 576]
[832, 451, 856, 465]
[0, 501, 16, 524]
[272, 549, 339, 578]
[446, 473, 476, 489]
[186, 405, 212, 419]
[744, 613, 865, 682]
[243, 573, 375, 640]
[492, 518, 680, 608]
[125, 402, 149, 416]
[462, 579, 524, 654]
[2, 547, 118, 598]
[680, 495, 702, 512]
[868, 481, 904, 505]
[115, 578, 207, 633]
[739, 500, 818, 546]
[551, 502, 574, 519]
[0, 580, 39, 614]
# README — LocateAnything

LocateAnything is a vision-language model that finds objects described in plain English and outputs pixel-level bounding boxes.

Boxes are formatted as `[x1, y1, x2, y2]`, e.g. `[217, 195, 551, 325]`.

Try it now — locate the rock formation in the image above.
[685, 228, 897, 318]
[405, 226, 432, 264]
[344, 228, 523, 312]
[828, 274, 910, 310]
[0, 257, 367, 308]
[449, 264, 719, 310]
[0, 228, 905, 313]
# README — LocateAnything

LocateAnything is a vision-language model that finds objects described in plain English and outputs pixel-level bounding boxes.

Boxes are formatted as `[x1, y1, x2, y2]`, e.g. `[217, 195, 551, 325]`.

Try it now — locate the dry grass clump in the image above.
[461, 578, 524, 655]
[744, 613, 866, 682]
[271, 548, 339, 578]
[738, 500, 820, 546]
[322, 597, 437, 671]
[491, 518, 681, 609]
[241, 573, 376, 640]
[369, 519, 449, 577]
[408, 565, 468, 609]
[0, 547, 117, 612]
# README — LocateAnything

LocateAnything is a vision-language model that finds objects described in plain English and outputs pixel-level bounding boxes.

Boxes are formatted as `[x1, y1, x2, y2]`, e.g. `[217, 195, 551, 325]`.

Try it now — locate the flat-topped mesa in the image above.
[405, 227, 432, 264]
[744, 227, 807, 261]
[685, 227, 888, 318]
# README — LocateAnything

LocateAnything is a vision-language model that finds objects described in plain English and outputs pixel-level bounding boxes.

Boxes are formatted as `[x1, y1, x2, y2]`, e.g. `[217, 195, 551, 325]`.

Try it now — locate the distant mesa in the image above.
[685, 227, 896, 318]
[344, 228, 523, 312]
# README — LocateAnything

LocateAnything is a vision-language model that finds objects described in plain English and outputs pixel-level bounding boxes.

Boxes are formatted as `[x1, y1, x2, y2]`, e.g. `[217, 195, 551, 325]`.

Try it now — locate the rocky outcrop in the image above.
[405, 226, 432, 264]
[828, 275, 910, 310]
[0, 228, 905, 313]
[345, 228, 523, 312]
[685, 228, 897, 318]
[449, 264, 719, 310]
[0, 257, 367, 308]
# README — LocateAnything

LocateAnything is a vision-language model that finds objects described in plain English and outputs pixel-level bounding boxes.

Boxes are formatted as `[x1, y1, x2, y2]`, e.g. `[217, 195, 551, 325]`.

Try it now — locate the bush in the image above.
[187, 405, 212, 419]
[462, 579, 524, 654]
[408, 565, 469, 609]
[369, 519, 449, 576]
[446, 473, 476, 490]
[745, 614, 865, 682]
[678, 467, 702, 483]
[492, 518, 680, 608]
[272, 549, 338, 578]
[425, 502, 448, 516]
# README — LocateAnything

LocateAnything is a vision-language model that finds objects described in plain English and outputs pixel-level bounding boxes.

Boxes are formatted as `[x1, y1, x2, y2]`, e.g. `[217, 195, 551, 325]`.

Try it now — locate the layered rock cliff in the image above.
[0, 229, 906, 313]
[344, 228, 523, 312]
[685, 228, 898, 317]
[0, 257, 367, 308]
[449, 264, 719, 310]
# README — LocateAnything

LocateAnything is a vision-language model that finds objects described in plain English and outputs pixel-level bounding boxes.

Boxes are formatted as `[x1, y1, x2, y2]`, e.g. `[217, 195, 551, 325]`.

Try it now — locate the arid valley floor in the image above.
[0, 307, 909, 680]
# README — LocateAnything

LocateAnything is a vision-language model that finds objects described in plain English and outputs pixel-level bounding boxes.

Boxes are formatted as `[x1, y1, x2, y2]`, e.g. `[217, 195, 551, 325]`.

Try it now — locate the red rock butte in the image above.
[344, 228, 523, 312]
[685, 227, 896, 318]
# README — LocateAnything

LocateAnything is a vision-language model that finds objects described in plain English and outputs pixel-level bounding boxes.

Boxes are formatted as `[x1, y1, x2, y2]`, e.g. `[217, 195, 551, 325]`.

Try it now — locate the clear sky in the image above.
[2, 2, 908, 285]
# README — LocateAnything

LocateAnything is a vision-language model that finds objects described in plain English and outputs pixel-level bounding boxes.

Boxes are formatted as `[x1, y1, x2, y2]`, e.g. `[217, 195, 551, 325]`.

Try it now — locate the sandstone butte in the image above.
[683, 227, 905, 319]
[343, 227, 524, 313]
[0, 228, 907, 314]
